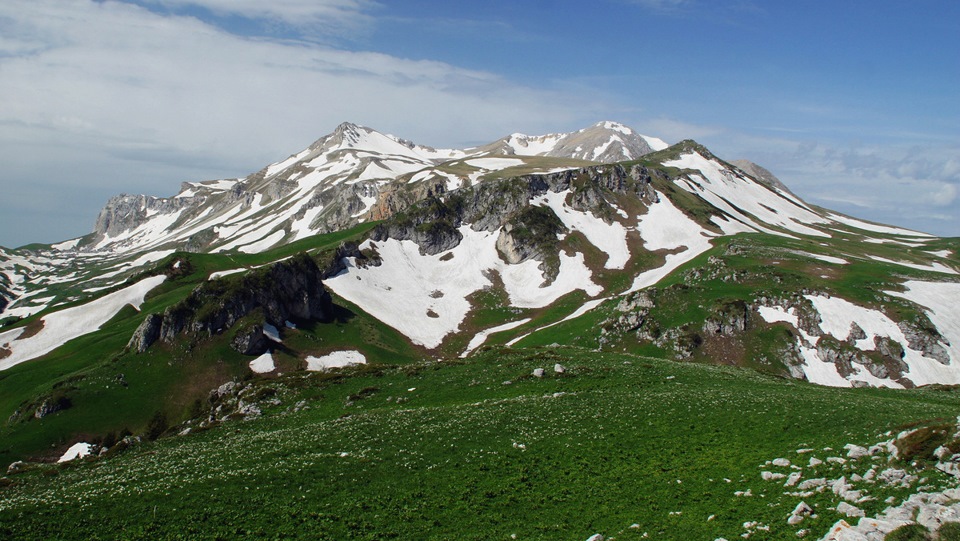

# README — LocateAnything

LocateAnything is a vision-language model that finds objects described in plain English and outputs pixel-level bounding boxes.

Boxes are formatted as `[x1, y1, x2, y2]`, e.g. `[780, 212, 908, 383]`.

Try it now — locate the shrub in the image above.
[885, 523, 930, 541]
[939, 522, 960, 541]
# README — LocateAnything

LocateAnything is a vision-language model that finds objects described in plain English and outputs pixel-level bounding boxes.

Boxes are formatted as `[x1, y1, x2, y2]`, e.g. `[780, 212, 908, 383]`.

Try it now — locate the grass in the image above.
[0, 225, 409, 466]
[3, 347, 960, 539]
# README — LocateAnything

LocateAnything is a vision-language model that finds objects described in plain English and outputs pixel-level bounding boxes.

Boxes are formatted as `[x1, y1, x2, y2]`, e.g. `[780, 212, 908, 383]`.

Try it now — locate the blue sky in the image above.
[0, 0, 957, 247]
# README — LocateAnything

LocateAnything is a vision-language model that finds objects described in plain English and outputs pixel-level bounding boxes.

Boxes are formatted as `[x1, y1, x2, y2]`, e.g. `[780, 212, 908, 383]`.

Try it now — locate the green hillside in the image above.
[2, 347, 959, 539]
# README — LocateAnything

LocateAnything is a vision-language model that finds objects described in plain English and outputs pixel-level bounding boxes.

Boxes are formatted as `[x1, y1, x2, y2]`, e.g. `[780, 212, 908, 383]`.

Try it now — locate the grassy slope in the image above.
[2, 347, 959, 540]
[0, 224, 423, 466]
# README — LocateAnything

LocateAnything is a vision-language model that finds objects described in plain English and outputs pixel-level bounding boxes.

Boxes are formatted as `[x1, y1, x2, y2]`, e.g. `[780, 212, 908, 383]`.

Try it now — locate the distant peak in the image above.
[592, 120, 634, 134]
[334, 121, 365, 137]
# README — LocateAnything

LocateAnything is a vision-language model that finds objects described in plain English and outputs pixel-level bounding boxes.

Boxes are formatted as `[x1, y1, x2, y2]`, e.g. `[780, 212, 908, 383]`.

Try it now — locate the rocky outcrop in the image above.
[128, 254, 333, 353]
[128, 314, 162, 354]
[702, 300, 750, 336]
[898, 320, 951, 365]
[320, 241, 380, 279]
[494, 206, 566, 266]
[33, 395, 71, 419]
[371, 164, 659, 261]
[93, 194, 194, 239]
[231, 325, 269, 356]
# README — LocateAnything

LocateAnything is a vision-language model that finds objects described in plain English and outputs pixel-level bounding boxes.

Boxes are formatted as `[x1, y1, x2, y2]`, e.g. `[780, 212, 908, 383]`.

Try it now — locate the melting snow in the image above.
[238, 229, 287, 254]
[58, 442, 92, 463]
[249, 352, 276, 374]
[761, 291, 960, 388]
[51, 238, 81, 251]
[629, 192, 714, 292]
[0, 275, 167, 371]
[666, 152, 830, 238]
[208, 268, 247, 280]
[827, 213, 933, 237]
[325, 226, 601, 348]
[534, 190, 630, 269]
[305, 350, 367, 371]
[263, 323, 281, 343]
[868, 255, 958, 275]
[461, 318, 532, 357]
[887, 281, 960, 370]
[465, 158, 525, 170]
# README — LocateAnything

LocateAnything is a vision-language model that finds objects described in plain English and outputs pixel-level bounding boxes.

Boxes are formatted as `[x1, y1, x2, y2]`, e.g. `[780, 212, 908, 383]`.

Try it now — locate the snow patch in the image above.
[465, 158, 525, 170]
[306, 350, 367, 371]
[326, 226, 601, 349]
[263, 323, 281, 343]
[629, 192, 714, 292]
[0, 275, 167, 371]
[534, 190, 630, 269]
[249, 352, 276, 374]
[828, 213, 933, 237]
[666, 152, 830, 238]
[58, 442, 92, 463]
[461, 319, 532, 358]
[238, 229, 287, 254]
[869, 256, 958, 275]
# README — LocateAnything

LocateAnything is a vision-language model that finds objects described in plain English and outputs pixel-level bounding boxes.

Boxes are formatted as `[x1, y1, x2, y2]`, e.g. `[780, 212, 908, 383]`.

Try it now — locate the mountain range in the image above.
[1, 120, 959, 540]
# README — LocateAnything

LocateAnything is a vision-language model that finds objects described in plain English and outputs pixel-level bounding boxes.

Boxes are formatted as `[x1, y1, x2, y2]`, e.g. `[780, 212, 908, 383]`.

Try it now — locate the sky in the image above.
[0, 0, 957, 248]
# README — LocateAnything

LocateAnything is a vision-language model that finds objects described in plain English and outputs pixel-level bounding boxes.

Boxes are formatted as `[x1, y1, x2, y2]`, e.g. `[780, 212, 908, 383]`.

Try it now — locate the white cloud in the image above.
[144, 0, 378, 33]
[0, 0, 589, 246]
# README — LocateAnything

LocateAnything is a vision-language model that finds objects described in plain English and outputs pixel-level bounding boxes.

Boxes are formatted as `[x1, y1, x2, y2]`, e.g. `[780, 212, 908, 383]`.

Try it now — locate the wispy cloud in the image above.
[0, 0, 593, 246]
[142, 0, 379, 34]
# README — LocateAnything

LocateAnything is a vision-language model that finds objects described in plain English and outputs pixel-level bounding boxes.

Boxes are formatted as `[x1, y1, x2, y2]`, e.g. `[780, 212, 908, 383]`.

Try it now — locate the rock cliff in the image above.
[128, 254, 333, 354]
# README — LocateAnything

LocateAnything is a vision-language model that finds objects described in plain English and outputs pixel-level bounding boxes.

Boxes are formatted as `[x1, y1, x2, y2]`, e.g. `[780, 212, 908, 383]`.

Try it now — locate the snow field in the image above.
[887, 281, 960, 372]
[629, 192, 715, 292]
[305, 350, 367, 371]
[534, 190, 631, 269]
[757, 289, 960, 388]
[0, 275, 167, 371]
[868, 255, 958, 275]
[666, 153, 830, 238]
[325, 226, 602, 348]
[827, 213, 933, 237]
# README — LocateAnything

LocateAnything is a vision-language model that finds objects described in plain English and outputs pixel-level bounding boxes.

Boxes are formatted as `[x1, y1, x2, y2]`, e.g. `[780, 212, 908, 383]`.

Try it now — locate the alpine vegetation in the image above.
[0, 121, 958, 540]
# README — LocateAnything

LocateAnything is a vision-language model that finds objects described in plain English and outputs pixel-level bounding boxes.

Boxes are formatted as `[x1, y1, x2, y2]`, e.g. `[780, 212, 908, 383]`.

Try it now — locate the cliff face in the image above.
[371, 163, 663, 258]
[128, 254, 333, 354]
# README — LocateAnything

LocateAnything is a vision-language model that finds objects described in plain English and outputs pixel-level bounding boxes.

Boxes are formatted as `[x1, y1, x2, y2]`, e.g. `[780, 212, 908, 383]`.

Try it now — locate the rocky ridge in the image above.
[128, 254, 333, 355]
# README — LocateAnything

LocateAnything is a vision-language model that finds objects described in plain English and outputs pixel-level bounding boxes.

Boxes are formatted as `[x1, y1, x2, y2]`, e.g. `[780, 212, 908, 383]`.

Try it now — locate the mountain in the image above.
[2, 120, 960, 539]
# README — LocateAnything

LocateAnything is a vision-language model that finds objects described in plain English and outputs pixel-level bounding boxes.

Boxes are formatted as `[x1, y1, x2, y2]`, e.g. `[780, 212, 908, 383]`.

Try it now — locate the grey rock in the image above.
[836, 501, 864, 518]
[898, 320, 951, 365]
[132, 254, 333, 352]
[127, 313, 162, 353]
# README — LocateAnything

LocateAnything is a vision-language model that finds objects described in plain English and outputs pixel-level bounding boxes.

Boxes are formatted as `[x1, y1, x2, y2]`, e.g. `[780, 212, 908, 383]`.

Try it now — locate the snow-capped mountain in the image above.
[84, 121, 669, 258]
[477, 121, 669, 162]
[1, 122, 958, 393]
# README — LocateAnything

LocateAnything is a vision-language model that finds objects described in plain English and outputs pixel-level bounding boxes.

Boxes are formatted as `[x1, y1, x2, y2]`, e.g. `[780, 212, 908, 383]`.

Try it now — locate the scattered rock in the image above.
[554, 363, 566, 374]
[836, 502, 864, 518]
[844, 444, 869, 459]
[788, 501, 813, 525]
[532, 368, 545, 378]
[784, 472, 802, 487]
